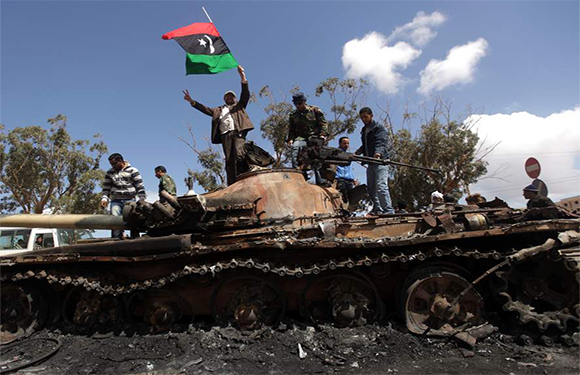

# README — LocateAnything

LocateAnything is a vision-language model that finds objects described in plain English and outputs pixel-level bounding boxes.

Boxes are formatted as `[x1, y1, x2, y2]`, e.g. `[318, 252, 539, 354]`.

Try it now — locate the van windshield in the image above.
[57, 229, 94, 246]
[0, 229, 32, 251]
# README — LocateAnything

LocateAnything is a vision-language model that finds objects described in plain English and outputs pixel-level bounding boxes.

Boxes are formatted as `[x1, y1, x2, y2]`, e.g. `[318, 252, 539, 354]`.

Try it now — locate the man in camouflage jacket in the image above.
[286, 92, 329, 169]
[155, 165, 177, 203]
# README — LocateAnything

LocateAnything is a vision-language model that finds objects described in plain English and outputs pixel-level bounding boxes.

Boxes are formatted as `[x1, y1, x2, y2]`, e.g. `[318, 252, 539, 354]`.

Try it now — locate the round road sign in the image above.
[525, 157, 541, 179]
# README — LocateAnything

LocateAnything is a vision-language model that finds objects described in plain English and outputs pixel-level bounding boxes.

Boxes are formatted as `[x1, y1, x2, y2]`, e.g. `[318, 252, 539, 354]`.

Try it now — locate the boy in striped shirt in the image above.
[100, 153, 146, 238]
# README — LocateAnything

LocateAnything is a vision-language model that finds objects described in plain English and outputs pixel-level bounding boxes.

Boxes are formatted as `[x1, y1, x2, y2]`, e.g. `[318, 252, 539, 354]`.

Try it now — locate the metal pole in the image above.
[201, 7, 237, 61]
[202, 7, 213, 23]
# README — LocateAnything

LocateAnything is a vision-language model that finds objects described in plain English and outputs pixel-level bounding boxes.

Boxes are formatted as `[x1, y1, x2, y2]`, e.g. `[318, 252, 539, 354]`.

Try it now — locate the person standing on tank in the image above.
[355, 107, 394, 215]
[286, 92, 330, 184]
[154, 166, 177, 203]
[182, 65, 254, 186]
[100, 153, 146, 239]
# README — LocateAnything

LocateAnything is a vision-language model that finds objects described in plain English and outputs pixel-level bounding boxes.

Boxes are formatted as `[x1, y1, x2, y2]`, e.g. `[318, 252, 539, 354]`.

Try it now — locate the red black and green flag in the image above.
[162, 22, 238, 75]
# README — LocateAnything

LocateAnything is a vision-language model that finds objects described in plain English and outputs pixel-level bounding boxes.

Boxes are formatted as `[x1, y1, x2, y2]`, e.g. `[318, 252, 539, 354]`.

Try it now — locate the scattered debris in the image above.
[1, 323, 577, 374]
[460, 349, 475, 358]
[298, 343, 307, 359]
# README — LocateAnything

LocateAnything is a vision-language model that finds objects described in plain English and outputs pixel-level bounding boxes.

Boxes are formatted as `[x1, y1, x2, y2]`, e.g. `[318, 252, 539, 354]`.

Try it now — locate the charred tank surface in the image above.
[1, 168, 579, 347]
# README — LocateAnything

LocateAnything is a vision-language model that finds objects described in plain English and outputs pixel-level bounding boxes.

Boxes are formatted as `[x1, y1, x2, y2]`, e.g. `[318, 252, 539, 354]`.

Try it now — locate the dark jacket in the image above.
[191, 82, 254, 144]
[356, 120, 389, 158]
[526, 195, 555, 209]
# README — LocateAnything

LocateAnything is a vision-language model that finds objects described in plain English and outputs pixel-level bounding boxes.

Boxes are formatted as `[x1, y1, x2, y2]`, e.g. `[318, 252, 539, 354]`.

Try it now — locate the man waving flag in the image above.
[162, 22, 238, 75]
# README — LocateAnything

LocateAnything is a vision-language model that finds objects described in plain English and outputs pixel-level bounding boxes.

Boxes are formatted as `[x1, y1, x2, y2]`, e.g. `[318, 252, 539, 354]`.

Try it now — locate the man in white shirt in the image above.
[182, 65, 254, 186]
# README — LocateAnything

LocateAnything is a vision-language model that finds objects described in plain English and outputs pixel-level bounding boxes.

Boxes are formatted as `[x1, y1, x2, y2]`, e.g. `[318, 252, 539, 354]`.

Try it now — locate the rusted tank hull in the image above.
[1, 169, 578, 346]
[1, 216, 578, 344]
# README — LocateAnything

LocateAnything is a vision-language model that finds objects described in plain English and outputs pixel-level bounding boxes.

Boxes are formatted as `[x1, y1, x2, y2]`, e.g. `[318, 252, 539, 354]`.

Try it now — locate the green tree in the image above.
[314, 77, 369, 141]
[178, 125, 225, 192]
[0, 115, 108, 214]
[257, 85, 297, 166]
[388, 100, 489, 209]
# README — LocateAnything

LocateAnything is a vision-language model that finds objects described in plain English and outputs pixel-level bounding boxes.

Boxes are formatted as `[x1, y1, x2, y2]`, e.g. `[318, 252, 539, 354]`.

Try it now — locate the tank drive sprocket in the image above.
[495, 246, 580, 333]
[0, 282, 49, 344]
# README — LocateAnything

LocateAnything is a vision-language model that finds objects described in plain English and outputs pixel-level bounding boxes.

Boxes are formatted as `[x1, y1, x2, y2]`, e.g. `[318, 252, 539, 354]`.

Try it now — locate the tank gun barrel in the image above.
[0, 214, 127, 230]
[337, 153, 441, 173]
[303, 138, 440, 173]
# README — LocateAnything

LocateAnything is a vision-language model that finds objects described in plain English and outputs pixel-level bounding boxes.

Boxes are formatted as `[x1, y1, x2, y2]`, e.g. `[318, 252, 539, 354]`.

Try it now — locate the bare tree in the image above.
[178, 125, 226, 192]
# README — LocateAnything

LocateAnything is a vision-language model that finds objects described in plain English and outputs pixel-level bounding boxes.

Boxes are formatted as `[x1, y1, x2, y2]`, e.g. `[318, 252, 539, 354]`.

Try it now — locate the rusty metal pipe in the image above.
[160, 191, 181, 209]
[153, 202, 174, 220]
[0, 214, 126, 230]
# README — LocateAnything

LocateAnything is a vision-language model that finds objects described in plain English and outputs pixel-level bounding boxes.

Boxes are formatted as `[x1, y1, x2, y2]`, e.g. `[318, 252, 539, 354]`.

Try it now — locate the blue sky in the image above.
[2, 0, 579, 207]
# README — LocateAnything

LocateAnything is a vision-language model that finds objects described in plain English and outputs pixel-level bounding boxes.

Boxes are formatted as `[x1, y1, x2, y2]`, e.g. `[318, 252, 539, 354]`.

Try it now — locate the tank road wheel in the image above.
[401, 268, 485, 338]
[0, 283, 49, 344]
[126, 289, 193, 332]
[211, 276, 286, 330]
[300, 272, 382, 328]
[495, 251, 579, 333]
[62, 288, 123, 332]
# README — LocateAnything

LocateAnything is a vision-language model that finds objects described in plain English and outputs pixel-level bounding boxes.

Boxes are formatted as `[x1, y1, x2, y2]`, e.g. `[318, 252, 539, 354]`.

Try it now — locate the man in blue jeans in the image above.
[100, 153, 146, 238]
[355, 107, 394, 215]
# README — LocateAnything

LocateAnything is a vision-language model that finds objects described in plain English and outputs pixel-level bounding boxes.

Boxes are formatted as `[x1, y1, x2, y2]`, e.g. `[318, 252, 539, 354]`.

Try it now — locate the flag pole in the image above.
[202, 7, 213, 23]
[201, 6, 238, 68]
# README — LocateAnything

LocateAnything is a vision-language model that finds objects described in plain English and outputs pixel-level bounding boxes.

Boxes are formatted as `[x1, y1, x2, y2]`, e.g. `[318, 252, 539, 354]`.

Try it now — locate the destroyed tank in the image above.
[1, 152, 579, 347]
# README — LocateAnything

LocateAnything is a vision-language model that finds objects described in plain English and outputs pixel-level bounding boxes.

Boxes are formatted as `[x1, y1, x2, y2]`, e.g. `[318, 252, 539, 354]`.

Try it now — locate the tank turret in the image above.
[1, 169, 343, 236]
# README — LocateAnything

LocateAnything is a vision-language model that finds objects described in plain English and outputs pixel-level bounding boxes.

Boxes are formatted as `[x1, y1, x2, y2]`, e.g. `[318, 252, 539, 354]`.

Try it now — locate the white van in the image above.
[0, 227, 94, 256]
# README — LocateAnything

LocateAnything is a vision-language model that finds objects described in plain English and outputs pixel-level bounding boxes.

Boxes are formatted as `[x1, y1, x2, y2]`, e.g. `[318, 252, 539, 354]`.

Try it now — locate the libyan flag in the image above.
[162, 23, 238, 75]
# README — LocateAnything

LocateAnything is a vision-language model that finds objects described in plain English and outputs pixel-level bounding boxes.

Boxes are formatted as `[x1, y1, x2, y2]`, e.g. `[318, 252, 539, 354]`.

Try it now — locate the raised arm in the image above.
[182, 89, 213, 117]
[237, 65, 250, 108]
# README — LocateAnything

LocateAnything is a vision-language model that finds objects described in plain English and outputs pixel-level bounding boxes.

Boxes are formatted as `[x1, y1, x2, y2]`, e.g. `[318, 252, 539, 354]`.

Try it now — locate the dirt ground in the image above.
[2, 319, 579, 375]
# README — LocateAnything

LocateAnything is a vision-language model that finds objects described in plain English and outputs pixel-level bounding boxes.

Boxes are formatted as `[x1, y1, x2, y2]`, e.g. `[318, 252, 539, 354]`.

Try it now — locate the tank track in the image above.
[3, 236, 578, 338]
[2, 245, 507, 295]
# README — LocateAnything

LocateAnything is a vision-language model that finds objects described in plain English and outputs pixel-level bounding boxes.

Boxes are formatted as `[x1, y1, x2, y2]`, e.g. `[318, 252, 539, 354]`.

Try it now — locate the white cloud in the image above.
[387, 11, 447, 47]
[145, 190, 158, 203]
[418, 38, 489, 95]
[467, 108, 580, 208]
[342, 32, 421, 95]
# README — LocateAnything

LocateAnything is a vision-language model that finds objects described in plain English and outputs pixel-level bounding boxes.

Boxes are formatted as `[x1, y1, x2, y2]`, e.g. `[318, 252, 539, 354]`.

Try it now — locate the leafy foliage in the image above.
[314, 77, 369, 141]
[187, 146, 225, 192]
[389, 115, 488, 209]
[257, 86, 297, 166]
[0, 115, 108, 214]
